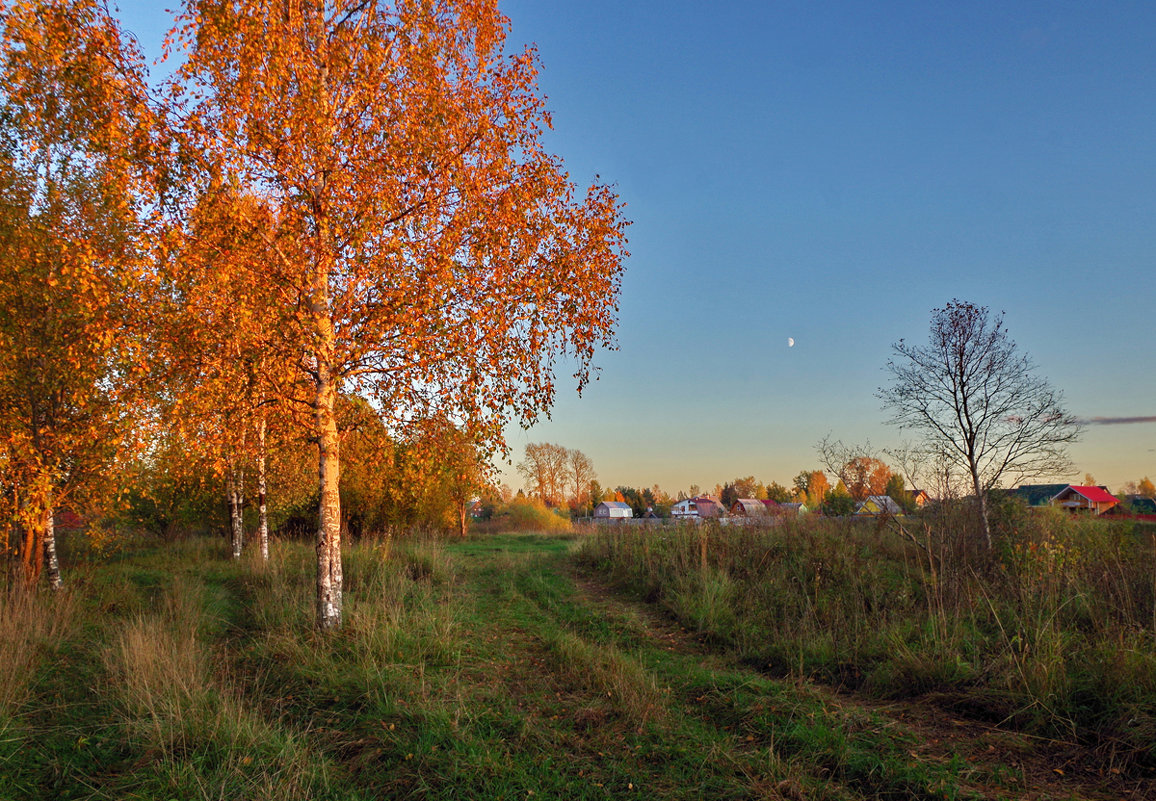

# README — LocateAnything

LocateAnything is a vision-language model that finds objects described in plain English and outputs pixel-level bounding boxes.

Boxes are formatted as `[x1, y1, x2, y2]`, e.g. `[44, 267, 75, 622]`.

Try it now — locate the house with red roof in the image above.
[730, 498, 768, 517]
[670, 495, 726, 520]
[1050, 485, 1119, 516]
[691, 496, 726, 518]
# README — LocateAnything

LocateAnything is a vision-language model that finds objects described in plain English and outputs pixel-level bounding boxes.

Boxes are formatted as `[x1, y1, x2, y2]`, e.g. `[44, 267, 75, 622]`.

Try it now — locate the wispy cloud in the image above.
[1077, 416, 1156, 426]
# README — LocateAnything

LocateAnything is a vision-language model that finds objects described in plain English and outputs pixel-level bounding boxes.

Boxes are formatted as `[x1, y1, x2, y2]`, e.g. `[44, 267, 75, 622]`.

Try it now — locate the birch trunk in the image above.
[314, 362, 342, 630]
[257, 415, 269, 561]
[972, 467, 992, 551]
[228, 470, 243, 559]
[43, 503, 61, 590]
[310, 4, 342, 631]
[975, 473, 994, 550]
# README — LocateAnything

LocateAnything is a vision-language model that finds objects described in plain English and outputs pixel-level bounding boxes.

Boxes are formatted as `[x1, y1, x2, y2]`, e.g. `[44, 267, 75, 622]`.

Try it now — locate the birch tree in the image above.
[517, 442, 569, 507]
[0, 0, 152, 587]
[565, 447, 596, 514]
[167, 1, 628, 629]
[154, 188, 299, 561]
[879, 300, 1081, 548]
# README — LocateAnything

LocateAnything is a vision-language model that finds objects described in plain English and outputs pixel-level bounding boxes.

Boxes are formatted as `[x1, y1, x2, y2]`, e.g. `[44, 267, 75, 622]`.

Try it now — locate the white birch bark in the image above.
[311, 9, 342, 631]
[228, 469, 243, 559]
[315, 364, 342, 630]
[43, 503, 61, 590]
[257, 415, 269, 561]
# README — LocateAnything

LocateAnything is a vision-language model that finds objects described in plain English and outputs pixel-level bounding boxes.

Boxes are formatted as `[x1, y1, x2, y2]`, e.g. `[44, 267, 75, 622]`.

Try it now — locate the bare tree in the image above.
[565, 448, 596, 514]
[884, 440, 969, 502]
[815, 437, 890, 501]
[878, 300, 1081, 548]
[516, 442, 568, 506]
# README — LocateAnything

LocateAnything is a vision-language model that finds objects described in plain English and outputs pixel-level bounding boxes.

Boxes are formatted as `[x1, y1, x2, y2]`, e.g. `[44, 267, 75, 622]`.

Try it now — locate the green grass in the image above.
[0, 529, 1135, 799]
[577, 513, 1156, 775]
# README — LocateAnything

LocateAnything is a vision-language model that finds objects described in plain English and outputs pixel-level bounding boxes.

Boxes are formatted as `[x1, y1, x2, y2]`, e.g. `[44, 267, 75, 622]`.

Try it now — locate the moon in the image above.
[787, 337, 795, 348]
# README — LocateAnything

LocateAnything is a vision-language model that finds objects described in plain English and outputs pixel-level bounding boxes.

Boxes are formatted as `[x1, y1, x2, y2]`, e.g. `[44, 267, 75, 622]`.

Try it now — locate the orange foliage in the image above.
[841, 457, 892, 502]
[0, 0, 153, 585]
[163, 1, 628, 628]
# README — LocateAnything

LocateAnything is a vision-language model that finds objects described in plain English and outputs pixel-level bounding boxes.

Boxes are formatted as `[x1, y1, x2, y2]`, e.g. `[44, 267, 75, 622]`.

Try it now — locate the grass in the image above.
[0, 527, 1143, 799]
[577, 510, 1156, 775]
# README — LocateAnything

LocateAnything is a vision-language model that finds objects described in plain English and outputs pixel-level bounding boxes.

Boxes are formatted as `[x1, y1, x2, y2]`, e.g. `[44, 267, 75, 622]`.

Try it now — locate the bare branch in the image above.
[878, 300, 1082, 547]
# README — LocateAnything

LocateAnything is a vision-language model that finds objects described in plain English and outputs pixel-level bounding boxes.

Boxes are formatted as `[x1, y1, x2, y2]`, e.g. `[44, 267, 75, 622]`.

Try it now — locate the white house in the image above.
[671, 495, 725, 519]
[594, 501, 633, 520]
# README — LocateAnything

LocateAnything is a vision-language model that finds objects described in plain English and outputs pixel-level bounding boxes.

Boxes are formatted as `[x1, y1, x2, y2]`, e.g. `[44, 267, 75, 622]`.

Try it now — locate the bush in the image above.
[487, 496, 572, 533]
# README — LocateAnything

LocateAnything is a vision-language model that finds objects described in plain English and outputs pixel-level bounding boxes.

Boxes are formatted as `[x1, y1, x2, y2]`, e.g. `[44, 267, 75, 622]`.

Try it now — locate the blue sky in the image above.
[117, 1, 1156, 494]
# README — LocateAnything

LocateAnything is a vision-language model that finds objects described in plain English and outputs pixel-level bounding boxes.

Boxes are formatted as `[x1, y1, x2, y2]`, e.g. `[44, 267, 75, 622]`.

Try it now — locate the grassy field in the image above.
[578, 512, 1156, 780]
[0, 529, 1150, 799]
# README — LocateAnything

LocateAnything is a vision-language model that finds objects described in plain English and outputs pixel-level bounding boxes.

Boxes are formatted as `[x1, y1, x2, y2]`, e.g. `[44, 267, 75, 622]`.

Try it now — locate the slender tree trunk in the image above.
[43, 503, 61, 590]
[228, 469, 244, 559]
[309, 6, 342, 631]
[227, 473, 236, 554]
[4, 488, 18, 591]
[257, 416, 269, 561]
[458, 501, 466, 539]
[237, 467, 245, 543]
[20, 494, 43, 584]
[0, 489, 8, 568]
[314, 362, 342, 630]
[969, 464, 992, 550]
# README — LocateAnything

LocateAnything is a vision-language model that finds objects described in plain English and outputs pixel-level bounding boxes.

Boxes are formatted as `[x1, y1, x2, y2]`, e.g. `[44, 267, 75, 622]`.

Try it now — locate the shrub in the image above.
[487, 496, 572, 533]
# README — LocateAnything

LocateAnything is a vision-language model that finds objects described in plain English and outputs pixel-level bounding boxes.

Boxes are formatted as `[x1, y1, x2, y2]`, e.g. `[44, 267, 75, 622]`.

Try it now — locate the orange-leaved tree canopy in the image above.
[152, 187, 305, 561]
[165, 0, 628, 630]
[0, 0, 153, 587]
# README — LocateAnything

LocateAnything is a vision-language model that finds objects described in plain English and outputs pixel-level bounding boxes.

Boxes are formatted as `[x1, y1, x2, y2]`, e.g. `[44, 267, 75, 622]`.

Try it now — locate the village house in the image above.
[729, 498, 768, 517]
[907, 489, 930, 507]
[593, 501, 633, 520]
[1009, 484, 1120, 516]
[1007, 484, 1071, 507]
[692, 496, 726, 518]
[854, 495, 903, 516]
[671, 495, 726, 519]
[1050, 485, 1118, 515]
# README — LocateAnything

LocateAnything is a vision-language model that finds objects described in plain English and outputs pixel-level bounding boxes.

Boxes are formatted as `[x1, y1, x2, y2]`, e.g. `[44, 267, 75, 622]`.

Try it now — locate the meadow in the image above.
[0, 514, 1151, 800]
[579, 507, 1156, 777]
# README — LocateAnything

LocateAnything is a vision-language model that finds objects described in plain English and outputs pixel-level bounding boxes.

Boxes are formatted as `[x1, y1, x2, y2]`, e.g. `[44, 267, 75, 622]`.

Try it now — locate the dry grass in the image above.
[579, 510, 1156, 771]
[541, 628, 668, 730]
[102, 573, 328, 799]
[0, 585, 77, 714]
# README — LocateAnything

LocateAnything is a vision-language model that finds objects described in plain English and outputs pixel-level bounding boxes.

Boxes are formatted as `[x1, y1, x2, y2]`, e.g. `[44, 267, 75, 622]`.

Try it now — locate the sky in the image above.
[115, 1, 1156, 495]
